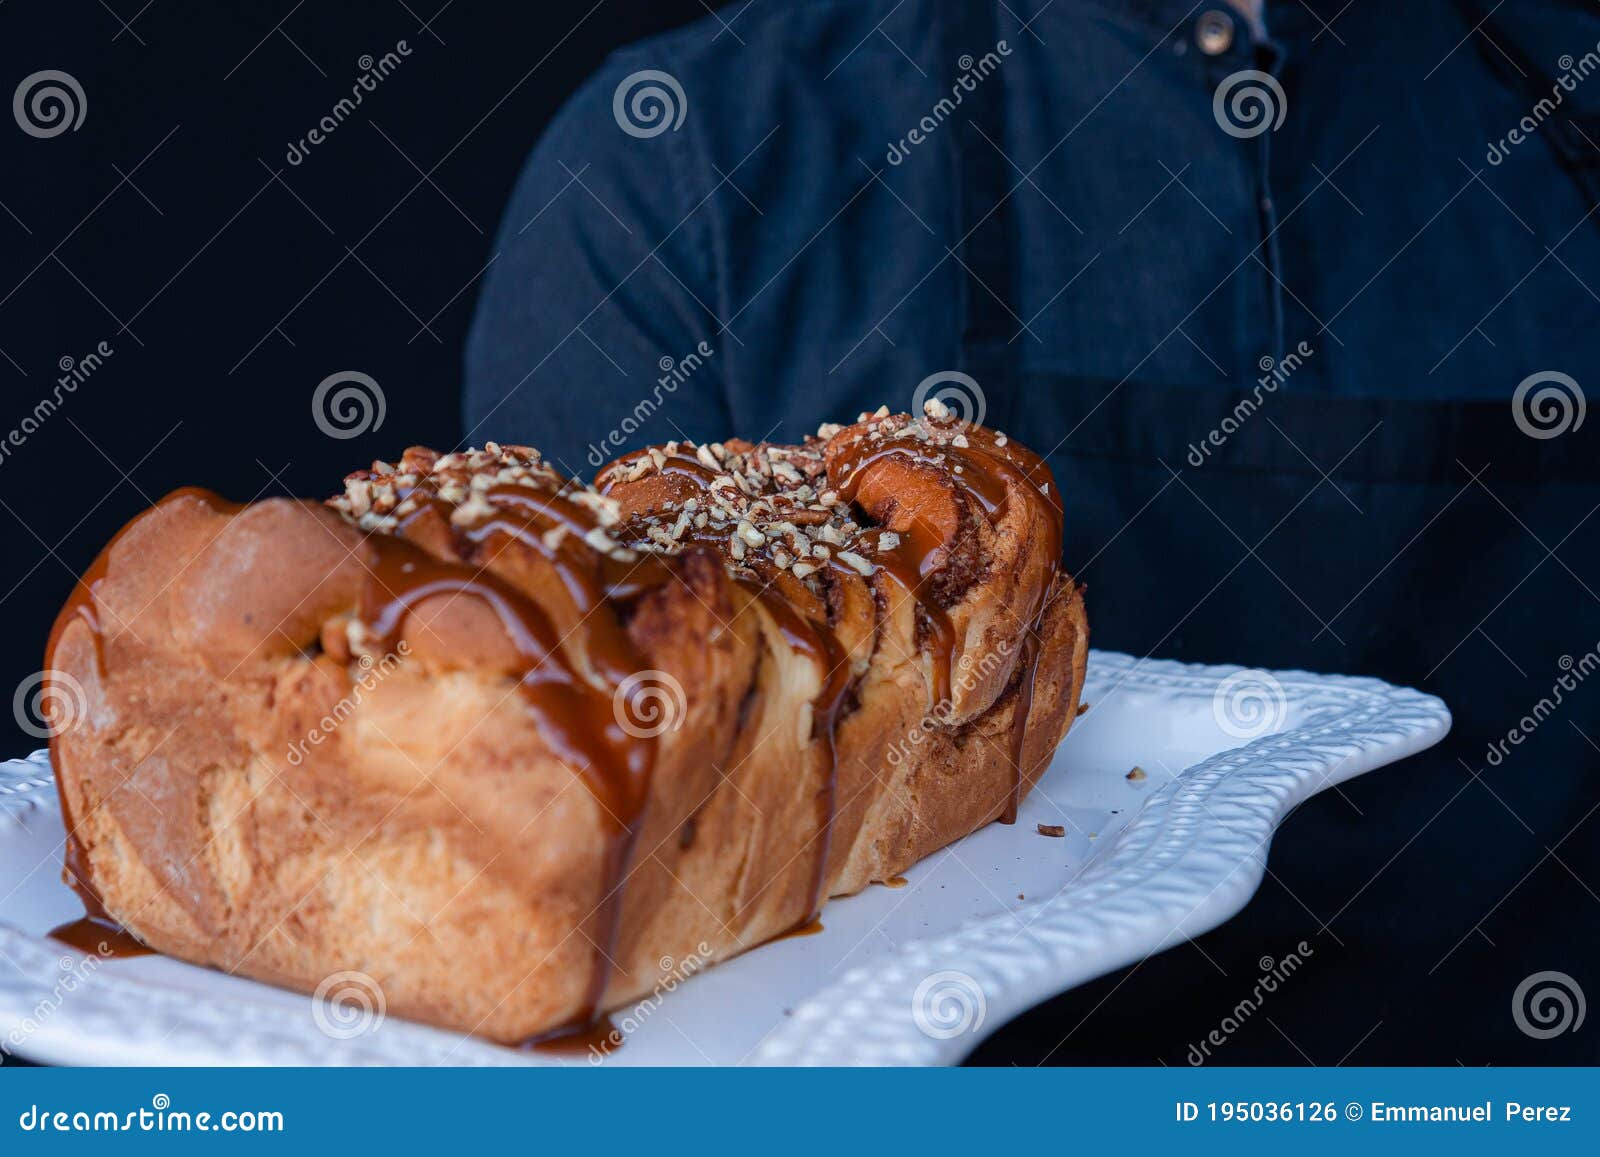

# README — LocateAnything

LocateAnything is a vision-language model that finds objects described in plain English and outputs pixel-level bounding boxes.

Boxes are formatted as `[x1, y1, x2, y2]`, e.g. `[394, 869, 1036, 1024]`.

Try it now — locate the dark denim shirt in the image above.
[461, 1, 1600, 1064]
[464, 0, 1600, 477]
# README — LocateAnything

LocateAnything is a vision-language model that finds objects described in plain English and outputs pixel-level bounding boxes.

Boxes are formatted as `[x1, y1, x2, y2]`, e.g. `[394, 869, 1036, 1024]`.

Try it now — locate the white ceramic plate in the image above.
[0, 650, 1448, 1067]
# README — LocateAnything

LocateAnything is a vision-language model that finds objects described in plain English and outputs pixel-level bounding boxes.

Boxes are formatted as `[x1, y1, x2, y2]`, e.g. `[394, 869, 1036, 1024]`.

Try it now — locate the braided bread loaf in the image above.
[45, 407, 1087, 1044]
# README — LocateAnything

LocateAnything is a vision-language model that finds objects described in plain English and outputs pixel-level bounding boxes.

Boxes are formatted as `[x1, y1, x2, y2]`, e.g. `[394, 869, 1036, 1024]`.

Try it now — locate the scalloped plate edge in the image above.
[748, 651, 1451, 1065]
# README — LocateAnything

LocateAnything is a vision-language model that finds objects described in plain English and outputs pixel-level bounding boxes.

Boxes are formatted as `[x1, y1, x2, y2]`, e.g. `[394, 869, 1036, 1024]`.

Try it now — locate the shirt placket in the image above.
[1195, 5, 1288, 362]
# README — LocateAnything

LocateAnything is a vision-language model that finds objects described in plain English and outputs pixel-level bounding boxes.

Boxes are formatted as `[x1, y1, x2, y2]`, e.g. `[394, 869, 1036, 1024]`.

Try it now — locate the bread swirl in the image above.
[44, 406, 1088, 1044]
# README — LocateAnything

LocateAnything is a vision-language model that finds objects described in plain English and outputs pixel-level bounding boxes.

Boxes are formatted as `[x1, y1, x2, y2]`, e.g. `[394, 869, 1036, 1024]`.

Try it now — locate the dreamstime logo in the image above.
[0, 339, 113, 470]
[886, 637, 1015, 767]
[912, 970, 986, 1039]
[586, 941, 713, 1062]
[612, 70, 686, 139]
[1512, 970, 1586, 1040]
[3, 946, 107, 1057]
[1512, 371, 1585, 440]
[311, 970, 386, 1039]
[885, 41, 1011, 165]
[285, 42, 412, 165]
[1187, 340, 1315, 467]
[1213, 70, 1286, 139]
[912, 370, 986, 429]
[16, 1093, 283, 1133]
[1212, 670, 1287, 740]
[1486, 645, 1600, 767]
[13, 70, 86, 138]
[1486, 40, 1600, 165]
[285, 643, 410, 767]
[312, 370, 386, 439]
[613, 669, 687, 738]
[1187, 941, 1315, 1064]
[13, 669, 88, 740]
[585, 339, 715, 467]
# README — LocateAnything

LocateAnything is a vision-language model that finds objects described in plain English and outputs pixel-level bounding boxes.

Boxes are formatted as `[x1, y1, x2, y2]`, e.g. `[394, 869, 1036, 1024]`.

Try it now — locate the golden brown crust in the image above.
[46, 409, 1088, 1043]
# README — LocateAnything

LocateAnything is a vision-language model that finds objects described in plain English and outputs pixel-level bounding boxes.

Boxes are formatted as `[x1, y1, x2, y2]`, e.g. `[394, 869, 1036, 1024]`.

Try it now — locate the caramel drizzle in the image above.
[596, 452, 854, 927]
[951, 439, 1060, 823]
[359, 533, 649, 804]
[525, 1012, 620, 1057]
[373, 485, 667, 1038]
[772, 916, 825, 941]
[598, 426, 1065, 899]
[440, 479, 854, 989]
[399, 474, 857, 1021]
[49, 915, 154, 959]
[832, 447, 964, 710]
[43, 482, 665, 1030]
[830, 428, 1063, 824]
[737, 571, 851, 924]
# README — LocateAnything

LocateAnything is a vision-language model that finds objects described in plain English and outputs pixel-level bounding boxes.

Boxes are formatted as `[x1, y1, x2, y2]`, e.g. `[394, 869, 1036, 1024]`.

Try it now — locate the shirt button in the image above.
[1196, 9, 1235, 55]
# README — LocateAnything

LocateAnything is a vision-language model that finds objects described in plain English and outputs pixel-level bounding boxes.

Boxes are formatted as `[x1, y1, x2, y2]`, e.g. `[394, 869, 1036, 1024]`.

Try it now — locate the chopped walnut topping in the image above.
[567, 489, 622, 528]
[331, 443, 566, 529]
[327, 442, 639, 570]
[332, 406, 1004, 608]
[451, 492, 495, 527]
[346, 618, 374, 656]
[592, 433, 879, 594]
[836, 550, 874, 576]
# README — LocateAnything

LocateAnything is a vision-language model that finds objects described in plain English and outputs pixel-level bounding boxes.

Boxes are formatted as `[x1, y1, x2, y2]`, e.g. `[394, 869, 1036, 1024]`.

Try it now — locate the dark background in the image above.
[0, 0, 725, 734]
[2, 2, 1595, 1067]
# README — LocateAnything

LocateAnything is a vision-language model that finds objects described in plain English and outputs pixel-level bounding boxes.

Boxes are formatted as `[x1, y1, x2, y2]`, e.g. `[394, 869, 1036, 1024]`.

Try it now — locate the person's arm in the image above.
[464, 50, 729, 479]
